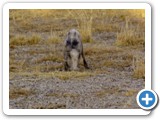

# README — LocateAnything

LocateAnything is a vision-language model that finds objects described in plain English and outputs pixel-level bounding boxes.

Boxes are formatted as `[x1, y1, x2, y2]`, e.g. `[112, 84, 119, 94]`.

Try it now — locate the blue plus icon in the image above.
[142, 93, 153, 105]
[137, 89, 158, 110]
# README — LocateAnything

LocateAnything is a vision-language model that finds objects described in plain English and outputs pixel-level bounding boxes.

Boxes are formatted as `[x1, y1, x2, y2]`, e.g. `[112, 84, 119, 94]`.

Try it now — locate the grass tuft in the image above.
[96, 86, 120, 97]
[116, 29, 144, 46]
[51, 71, 94, 80]
[124, 90, 137, 97]
[133, 58, 145, 79]
[46, 37, 61, 44]
[9, 87, 35, 99]
[10, 71, 95, 80]
[116, 18, 144, 47]
[10, 34, 41, 46]
[36, 54, 63, 64]
[84, 45, 123, 55]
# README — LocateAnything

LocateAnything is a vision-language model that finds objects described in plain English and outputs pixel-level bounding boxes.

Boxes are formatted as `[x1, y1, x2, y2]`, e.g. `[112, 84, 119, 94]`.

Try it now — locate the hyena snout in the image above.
[71, 39, 79, 48]
[66, 39, 79, 49]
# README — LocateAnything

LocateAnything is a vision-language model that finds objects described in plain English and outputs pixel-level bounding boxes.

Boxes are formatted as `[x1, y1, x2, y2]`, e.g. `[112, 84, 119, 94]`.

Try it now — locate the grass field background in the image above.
[9, 9, 145, 109]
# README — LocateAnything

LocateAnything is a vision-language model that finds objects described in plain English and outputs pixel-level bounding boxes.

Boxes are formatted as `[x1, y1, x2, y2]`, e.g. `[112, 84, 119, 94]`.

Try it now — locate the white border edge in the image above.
[2, 2, 151, 116]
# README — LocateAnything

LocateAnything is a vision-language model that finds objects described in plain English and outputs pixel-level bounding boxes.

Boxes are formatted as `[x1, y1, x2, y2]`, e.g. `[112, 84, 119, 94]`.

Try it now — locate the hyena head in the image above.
[65, 29, 81, 50]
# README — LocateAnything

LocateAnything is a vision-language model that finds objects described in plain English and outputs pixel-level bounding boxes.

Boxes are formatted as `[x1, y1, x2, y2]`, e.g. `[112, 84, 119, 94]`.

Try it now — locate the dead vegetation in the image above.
[9, 9, 145, 82]
[133, 56, 145, 79]
[9, 87, 35, 99]
[116, 18, 145, 47]
[10, 34, 41, 46]
[9, 9, 145, 109]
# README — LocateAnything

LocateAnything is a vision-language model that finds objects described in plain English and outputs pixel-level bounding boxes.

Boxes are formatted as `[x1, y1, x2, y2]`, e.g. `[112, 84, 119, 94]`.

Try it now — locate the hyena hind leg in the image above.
[64, 61, 70, 71]
[64, 52, 70, 71]
[82, 53, 89, 69]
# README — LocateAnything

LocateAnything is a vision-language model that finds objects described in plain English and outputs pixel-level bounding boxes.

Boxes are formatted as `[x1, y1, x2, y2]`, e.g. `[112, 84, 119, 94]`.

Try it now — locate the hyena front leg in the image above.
[64, 51, 70, 71]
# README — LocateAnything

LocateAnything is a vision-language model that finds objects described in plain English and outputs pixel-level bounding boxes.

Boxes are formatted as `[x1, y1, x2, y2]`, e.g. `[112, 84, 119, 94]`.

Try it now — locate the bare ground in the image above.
[9, 32, 144, 109]
[10, 73, 144, 109]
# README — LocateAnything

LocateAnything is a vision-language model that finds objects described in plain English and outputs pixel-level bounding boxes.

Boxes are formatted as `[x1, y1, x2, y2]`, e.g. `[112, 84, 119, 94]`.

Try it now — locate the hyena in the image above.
[64, 29, 89, 71]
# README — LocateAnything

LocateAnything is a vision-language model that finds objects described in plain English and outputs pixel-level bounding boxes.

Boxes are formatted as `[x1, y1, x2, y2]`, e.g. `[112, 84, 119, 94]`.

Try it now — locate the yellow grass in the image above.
[116, 16, 144, 47]
[9, 71, 97, 80]
[46, 37, 62, 44]
[133, 60, 145, 79]
[9, 9, 145, 80]
[32, 103, 66, 109]
[96, 86, 120, 97]
[51, 71, 94, 80]
[116, 29, 144, 46]
[84, 44, 123, 55]
[124, 90, 138, 97]
[36, 54, 63, 63]
[46, 92, 79, 98]
[10, 34, 41, 46]
[10, 87, 35, 99]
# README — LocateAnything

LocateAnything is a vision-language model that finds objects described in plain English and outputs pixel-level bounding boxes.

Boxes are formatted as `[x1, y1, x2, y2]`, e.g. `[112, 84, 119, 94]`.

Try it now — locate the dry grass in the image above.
[66, 10, 94, 43]
[84, 45, 123, 55]
[41, 64, 64, 72]
[9, 71, 97, 80]
[45, 30, 62, 44]
[9, 9, 145, 80]
[124, 90, 138, 97]
[9, 58, 26, 72]
[96, 86, 120, 97]
[86, 48, 134, 70]
[10, 34, 41, 46]
[116, 18, 145, 47]
[133, 57, 145, 79]
[51, 71, 95, 80]
[9, 87, 35, 99]
[93, 23, 120, 33]
[46, 92, 79, 98]
[36, 54, 63, 63]
[32, 103, 66, 109]
[46, 37, 62, 44]
[116, 29, 144, 47]
[102, 60, 131, 69]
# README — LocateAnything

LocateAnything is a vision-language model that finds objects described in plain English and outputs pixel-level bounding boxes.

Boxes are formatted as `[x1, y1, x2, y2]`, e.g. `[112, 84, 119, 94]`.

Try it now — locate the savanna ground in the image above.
[9, 9, 145, 109]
